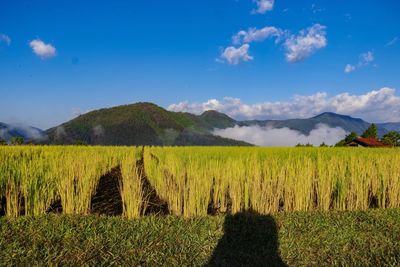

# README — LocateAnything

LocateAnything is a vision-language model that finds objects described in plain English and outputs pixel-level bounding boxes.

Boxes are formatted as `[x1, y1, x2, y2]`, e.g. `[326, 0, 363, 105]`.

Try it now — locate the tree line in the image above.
[0, 136, 24, 146]
[335, 124, 400, 147]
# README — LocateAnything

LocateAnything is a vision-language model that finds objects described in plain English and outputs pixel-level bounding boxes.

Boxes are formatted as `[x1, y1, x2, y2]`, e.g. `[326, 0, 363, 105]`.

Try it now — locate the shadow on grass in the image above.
[207, 211, 287, 267]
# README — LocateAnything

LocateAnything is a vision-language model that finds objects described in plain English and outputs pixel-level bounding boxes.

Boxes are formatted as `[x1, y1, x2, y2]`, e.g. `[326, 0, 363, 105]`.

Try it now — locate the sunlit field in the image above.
[2, 146, 400, 218]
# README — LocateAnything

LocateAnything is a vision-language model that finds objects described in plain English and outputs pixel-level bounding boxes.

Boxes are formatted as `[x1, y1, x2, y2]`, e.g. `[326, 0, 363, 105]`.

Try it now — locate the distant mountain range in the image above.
[1, 103, 400, 145]
[239, 112, 400, 137]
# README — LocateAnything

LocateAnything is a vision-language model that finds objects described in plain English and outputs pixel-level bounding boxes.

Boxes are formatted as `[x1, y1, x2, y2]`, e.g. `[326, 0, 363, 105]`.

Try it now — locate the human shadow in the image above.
[206, 211, 287, 267]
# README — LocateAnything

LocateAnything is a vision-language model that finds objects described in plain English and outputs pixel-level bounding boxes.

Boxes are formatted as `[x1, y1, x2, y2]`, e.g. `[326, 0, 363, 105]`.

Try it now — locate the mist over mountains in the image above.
[0, 122, 48, 143]
[1, 103, 400, 146]
[213, 124, 348, 147]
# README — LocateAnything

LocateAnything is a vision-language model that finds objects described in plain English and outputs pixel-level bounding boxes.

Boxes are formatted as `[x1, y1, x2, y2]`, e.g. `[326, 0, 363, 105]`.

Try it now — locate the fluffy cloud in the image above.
[344, 51, 374, 73]
[252, 0, 275, 14]
[284, 24, 327, 63]
[29, 39, 56, 59]
[168, 87, 400, 123]
[213, 124, 347, 147]
[0, 34, 11, 45]
[344, 64, 356, 73]
[232, 26, 283, 44]
[220, 23, 326, 64]
[219, 44, 253, 65]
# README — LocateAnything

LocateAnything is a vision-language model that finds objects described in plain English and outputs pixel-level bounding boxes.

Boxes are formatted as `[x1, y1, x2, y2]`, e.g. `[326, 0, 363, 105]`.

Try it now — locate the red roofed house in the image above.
[347, 137, 388, 148]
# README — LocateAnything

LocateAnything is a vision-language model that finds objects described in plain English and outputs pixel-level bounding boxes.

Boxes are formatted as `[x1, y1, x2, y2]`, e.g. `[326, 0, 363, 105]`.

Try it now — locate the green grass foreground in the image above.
[1, 209, 400, 266]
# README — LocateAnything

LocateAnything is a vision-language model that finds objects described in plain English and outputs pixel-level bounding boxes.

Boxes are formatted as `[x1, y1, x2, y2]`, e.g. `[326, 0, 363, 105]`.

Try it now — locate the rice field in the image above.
[0, 146, 142, 217]
[1, 146, 400, 218]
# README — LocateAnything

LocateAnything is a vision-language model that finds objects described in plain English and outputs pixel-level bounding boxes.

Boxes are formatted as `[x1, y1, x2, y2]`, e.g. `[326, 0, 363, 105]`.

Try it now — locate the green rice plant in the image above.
[119, 147, 144, 218]
[143, 147, 400, 216]
[0, 146, 144, 217]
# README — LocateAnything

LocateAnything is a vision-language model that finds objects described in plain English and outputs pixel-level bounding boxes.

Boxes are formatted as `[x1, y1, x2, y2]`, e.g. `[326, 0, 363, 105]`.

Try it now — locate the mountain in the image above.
[376, 122, 400, 132]
[4, 103, 400, 146]
[239, 112, 398, 137]
[46, 103, 250, 146]
[0, 122, 47, 142]
[198, 110, 237, 129]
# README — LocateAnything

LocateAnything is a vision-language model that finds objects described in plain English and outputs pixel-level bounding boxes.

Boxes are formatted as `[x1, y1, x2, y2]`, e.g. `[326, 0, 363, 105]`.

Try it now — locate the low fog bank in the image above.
[0, 123, 48, 142]
[213, 123, 347, 147]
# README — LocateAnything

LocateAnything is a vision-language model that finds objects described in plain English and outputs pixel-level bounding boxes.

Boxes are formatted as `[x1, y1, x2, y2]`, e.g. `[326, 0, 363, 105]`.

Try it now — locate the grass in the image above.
[1, 209, 400, 266]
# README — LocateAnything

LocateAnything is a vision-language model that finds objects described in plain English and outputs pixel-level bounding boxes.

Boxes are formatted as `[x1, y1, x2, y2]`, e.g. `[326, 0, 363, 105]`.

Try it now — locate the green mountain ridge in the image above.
[46, 102, 250, 146]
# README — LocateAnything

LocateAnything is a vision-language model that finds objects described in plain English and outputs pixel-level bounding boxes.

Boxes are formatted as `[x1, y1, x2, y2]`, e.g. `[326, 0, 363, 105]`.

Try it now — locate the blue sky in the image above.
[1, 0, 400, 129]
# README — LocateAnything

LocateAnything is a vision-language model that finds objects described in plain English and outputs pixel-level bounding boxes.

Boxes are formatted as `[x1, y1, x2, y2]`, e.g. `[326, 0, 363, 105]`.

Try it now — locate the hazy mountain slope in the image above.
[377, 122, 400, 132]
[239, 112, 394, 137]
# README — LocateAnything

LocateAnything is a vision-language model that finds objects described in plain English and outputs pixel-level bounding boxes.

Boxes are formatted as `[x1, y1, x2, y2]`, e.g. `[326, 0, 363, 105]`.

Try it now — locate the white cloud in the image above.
[219, 44, 253, 65]
[284, 24, 327, 63]
[386, 37, 398, 47]
[0, 34, 11, 45]
[29, 39, 56, 59]
[359, 51, 374, 66]
[345, 51, 374, 73]
[221, 24, 326, 64]
[344, 64, 355, 73]
[252, 0, 274, 14]
[232, 26, 283, 44]
[168, 87, 400, 123]
[213, 124, 347, 147]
